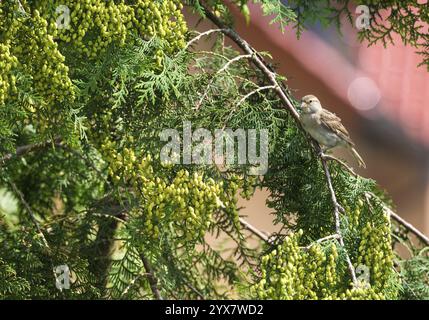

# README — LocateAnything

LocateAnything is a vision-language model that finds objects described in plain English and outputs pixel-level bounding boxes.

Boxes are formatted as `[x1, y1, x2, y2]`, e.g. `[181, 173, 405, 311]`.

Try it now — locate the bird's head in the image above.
[300, 95, 322, 114]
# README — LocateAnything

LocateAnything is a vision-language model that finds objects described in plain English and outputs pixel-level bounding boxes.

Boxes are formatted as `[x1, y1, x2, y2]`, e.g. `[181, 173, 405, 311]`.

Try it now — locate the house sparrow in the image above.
[299, 94, 366, 168]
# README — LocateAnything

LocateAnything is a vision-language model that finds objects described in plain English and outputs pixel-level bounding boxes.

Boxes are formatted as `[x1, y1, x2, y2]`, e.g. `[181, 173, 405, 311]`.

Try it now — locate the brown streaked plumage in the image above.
[300, 94, 366, 168]
[319, 109, 354, 146]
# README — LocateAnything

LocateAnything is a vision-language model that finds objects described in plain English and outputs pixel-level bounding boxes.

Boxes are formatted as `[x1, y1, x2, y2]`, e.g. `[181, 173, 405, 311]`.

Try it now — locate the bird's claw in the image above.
[318, 150, 327, 158]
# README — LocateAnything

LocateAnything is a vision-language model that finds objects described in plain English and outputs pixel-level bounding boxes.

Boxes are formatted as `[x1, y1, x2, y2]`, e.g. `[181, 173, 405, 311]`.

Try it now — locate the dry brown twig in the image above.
[302, 234, 341, 251]
[9, 181, 51, 249]
[140, 253, 163, 300]
[365, 192, 429, 246]
[0, 137, 62, 166]
[320, 153, 357, 176]
[238, 217, 271, 243]
[196, 52, 253, 109]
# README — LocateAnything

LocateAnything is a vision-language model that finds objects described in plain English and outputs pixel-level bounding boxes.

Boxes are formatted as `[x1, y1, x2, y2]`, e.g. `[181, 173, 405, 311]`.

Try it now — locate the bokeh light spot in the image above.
[347, 77, 381, 111]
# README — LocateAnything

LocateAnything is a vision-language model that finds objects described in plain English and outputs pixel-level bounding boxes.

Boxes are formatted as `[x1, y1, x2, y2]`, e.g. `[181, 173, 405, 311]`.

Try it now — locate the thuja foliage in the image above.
[196, 0, 428, 68]
[0, 0, 428, 300]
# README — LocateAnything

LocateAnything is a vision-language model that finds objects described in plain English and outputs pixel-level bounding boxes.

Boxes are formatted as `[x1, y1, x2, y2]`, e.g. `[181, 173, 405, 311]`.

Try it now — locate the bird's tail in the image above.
[350, 147, 366, 168]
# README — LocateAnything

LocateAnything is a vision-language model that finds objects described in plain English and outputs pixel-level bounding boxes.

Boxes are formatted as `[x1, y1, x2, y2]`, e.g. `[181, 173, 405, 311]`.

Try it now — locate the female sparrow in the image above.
[299, 94, 366, 168]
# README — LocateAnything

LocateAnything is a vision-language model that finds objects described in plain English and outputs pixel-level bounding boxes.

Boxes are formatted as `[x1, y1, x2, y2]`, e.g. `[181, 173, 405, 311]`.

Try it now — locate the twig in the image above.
[0, 137, 62, 166]
[200, 5, 300, 121]
[182, 280, 205, 300]
[240, 217, 344, 256]
[140, 253, 163, 300]
[389, 210, 429, 246]
[9, 181, 51, 250]
[184, 29, 225, 51]
[302, 234, 341, 250]
[120, 272, 150, 298]
[320, 153, 357, 176]
[1, 138, 108, 184]
[54, 141, 107, 183]
[8, 180, 65, 297]
[201, 2, 358, 286]
[218, 54, 252, 73]
[220, 85, 277, 129]
[239, 217, 271, 243]
[91, 212, 127, 224]
[236, 85, 277, 107]
[320, 157, 357, 284]
[365, 192, 429, 246]
[196, 52, 253, 109]
[16, 0, 28, 15]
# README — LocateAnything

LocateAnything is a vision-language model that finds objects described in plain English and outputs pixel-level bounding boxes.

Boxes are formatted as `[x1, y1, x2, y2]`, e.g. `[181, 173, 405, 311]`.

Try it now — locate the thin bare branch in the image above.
[0, 137, 62, 166]
[120, 272, 153, 298]
[182, 280, 205, 300]
[239, 217, 271, 243]
[236, 85, 277, 107]
[184, 29, 226, 51]
[218, 53, 253, 74]
[302, 234, 341, 250]
[320, 157, 358, 285]
[220, 85, 277, 128]
[199, 5, 300, 121]
[140, 253, 163, 300]
[321, 153, 357, 176]
[54, 141, 108, 183]
[9, 181, 51, 250]
[365, 192, 429, 246]
[389, 210, 429, 246]
[8, 180, 66, 297]
[196, 52, 253, 109]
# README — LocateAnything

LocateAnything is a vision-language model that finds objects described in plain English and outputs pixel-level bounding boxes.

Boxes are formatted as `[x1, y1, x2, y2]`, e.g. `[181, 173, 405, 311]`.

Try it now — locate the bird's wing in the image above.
[319, 109, 354, 146]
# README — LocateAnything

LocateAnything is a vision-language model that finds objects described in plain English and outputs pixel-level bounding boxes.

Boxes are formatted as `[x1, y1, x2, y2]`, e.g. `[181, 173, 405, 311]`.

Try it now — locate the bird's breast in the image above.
[300, 114, 340, 147]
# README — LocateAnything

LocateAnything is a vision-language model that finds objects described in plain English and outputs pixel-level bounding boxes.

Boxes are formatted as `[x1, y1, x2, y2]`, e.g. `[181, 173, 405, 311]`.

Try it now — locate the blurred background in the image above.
[185, 2, 429, 236]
